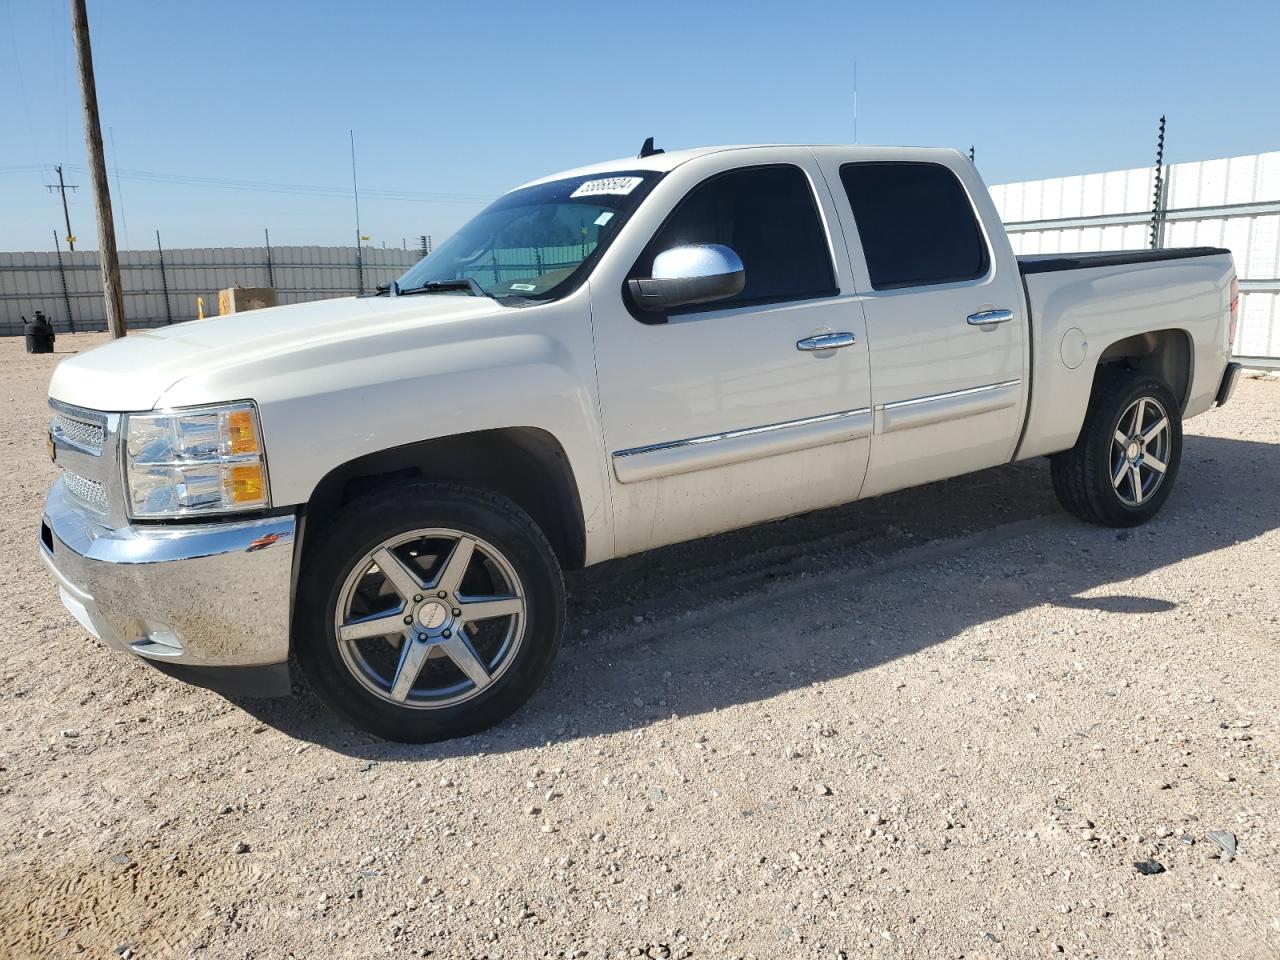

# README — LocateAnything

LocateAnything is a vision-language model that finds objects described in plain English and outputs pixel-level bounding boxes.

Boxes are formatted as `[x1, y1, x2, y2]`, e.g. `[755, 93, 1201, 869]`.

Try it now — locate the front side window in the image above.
[840, 162, 989, 290]
[631, 165, 837, 313]
[397, 171, 662, 302]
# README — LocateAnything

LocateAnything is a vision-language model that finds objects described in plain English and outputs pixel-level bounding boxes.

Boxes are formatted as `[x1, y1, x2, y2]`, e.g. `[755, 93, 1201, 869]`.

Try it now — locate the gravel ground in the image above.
[2, 332, 1277, 960]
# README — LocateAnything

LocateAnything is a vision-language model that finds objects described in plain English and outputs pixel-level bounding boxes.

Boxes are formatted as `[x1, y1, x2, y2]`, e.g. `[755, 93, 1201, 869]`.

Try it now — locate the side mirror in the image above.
[628, 244, 745, 312]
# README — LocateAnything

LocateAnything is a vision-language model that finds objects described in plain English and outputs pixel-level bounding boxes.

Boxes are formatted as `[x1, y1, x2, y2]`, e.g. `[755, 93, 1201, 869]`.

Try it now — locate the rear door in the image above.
[813, 150, 1029, 498]
[588, 150, 872, 556]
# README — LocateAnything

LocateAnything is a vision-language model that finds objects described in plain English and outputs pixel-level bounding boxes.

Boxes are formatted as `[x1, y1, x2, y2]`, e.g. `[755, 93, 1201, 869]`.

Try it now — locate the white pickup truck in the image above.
[40, 143, 1242, 741]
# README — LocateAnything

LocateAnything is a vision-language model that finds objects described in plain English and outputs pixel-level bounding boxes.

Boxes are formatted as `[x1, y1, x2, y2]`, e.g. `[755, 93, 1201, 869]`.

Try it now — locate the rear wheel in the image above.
[295, 482, 565, 742]
[1050, 370, 1183, 527]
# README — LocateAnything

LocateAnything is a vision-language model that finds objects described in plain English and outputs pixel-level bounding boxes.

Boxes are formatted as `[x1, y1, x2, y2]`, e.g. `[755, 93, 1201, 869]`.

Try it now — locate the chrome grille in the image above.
[63, 471, 110, 514]
[52, 411, 106, 456]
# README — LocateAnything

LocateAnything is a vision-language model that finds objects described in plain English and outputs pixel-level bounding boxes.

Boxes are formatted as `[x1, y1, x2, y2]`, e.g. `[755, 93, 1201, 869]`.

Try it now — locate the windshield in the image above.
[396, 171, 663, 302]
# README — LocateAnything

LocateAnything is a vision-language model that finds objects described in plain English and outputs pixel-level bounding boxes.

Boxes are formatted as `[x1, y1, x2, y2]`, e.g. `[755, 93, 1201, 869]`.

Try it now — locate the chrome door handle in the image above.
[967, 309, 1014, 326]
[796, 332, 856, 352]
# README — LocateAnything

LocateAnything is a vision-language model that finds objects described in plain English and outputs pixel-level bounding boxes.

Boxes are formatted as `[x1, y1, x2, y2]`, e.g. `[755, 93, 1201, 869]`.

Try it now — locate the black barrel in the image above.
[24, 311, 55, 354]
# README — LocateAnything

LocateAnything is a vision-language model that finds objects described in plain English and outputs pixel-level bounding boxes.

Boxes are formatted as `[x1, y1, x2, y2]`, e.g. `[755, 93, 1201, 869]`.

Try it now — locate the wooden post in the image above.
[70, 0, 127, 338]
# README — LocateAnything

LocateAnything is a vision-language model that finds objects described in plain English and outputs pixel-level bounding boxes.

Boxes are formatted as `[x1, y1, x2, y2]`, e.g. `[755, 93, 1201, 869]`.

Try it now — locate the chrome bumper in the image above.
[39, 478, 296, 669]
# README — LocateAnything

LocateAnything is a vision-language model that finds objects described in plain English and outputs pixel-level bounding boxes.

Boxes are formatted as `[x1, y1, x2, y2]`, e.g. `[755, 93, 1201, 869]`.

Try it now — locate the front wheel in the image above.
[294, 481, 565, 742]
[1050, 370, 1183, 527]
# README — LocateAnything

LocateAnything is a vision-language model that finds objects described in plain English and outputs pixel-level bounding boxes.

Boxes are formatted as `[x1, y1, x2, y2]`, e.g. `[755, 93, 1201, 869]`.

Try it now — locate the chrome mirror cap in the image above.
[630, 244, 746, 313]
[652, 244, 744, 280]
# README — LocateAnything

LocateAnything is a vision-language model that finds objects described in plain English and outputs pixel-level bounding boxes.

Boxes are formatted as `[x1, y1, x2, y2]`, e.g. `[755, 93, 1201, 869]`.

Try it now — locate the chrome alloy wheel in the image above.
[1111, 396, 1171, 507]
[334, 529, 526, 709]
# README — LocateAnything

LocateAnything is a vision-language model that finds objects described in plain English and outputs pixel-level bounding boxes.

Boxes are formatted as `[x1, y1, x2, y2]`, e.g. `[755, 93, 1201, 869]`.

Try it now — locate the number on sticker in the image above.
[570, 177, 643, 198]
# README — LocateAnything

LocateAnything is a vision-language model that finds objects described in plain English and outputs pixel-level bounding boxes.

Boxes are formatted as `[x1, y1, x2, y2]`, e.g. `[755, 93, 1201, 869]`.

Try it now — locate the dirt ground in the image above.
[1, 332, 1277, 960]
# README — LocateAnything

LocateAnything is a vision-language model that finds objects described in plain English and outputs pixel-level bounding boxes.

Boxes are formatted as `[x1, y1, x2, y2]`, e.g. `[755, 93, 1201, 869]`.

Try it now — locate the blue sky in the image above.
[2, 0, 1277, 252]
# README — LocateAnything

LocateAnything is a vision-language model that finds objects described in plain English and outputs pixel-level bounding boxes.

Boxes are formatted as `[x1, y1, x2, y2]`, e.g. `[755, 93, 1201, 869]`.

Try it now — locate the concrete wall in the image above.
[0, 245, 422, 336]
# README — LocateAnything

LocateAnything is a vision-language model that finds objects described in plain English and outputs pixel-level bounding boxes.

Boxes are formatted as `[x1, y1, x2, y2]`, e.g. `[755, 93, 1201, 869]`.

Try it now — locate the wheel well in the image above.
[1094, 329, 1193, 411]
[302, 428, 586, 570]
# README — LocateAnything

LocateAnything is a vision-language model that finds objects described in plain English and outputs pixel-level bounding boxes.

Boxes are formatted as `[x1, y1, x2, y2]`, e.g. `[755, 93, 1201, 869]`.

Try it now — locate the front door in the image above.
[589, 151, 873, 557]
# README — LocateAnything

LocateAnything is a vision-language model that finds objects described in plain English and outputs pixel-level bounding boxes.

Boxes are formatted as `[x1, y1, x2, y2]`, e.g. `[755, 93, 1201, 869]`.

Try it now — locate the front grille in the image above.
[52, 412, 106, 456]
[64, 471, 109, 514]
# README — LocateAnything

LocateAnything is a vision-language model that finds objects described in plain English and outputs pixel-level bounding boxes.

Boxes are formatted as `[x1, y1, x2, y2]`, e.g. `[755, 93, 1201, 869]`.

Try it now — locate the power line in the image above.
[4, 162, 494, 205]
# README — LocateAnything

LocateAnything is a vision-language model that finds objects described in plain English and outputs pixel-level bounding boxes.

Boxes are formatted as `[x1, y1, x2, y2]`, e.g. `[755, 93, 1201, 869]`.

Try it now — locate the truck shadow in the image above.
[234, 431, 1279, 758]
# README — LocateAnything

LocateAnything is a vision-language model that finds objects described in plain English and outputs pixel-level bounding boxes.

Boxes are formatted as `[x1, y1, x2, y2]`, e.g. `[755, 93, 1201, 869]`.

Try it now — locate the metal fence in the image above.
[0, 245, 422, 336]
[991, 151, 1280, 364]
[458, 243, 594, 289]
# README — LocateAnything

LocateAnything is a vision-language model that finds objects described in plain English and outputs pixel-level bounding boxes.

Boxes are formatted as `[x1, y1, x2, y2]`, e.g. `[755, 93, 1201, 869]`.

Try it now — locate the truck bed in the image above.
[1014, 246, 1235, 462]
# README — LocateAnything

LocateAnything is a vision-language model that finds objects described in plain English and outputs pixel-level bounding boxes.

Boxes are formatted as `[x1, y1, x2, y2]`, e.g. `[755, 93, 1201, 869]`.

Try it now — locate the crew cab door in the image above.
[812, 149, 1029, 498]
[587, 151, 871, 557]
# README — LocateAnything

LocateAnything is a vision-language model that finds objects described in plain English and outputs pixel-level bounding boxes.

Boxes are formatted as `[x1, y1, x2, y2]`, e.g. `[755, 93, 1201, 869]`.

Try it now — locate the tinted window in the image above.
[635, 165, 836, 312]
[839, 162, 989, 290]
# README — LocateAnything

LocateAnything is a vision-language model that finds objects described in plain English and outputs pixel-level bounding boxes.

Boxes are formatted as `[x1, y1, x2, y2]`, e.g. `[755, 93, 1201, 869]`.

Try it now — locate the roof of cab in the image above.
[513, 144, 967, 192]
[515, 146, 749, 189]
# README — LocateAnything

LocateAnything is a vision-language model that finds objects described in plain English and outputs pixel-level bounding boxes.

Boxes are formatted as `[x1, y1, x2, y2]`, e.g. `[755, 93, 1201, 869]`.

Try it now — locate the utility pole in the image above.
[46, 164, 79, 250]
[70, 0, 127, 338]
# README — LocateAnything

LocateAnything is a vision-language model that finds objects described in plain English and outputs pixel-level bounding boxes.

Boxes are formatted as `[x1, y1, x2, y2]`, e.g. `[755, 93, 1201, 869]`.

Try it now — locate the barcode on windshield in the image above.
[570, 176, 644, 198]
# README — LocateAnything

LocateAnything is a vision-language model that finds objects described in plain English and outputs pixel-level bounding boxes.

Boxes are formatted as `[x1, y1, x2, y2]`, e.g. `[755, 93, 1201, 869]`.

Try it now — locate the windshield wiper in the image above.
[395, 278, 487, 298]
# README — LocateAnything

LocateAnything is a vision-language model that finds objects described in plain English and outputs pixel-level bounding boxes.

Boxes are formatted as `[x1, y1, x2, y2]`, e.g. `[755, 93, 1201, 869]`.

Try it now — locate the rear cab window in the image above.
[839, 162, 990, 291]
[629, 164, 837, 319]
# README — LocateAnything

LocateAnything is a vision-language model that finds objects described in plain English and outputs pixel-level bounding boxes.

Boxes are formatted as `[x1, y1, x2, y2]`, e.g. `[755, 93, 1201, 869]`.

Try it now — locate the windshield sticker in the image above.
[594, 211, 615, 226]
[510, 282, 537, 291]
[570, 176, 644, 198]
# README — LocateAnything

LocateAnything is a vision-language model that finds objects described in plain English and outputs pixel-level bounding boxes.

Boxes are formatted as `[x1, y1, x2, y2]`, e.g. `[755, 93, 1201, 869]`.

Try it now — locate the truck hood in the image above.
[48, 294, 503, 411]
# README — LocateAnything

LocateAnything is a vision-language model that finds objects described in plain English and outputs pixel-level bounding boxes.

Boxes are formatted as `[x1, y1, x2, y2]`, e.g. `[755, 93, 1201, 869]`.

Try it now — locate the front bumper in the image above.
[40, 478, 296, 690]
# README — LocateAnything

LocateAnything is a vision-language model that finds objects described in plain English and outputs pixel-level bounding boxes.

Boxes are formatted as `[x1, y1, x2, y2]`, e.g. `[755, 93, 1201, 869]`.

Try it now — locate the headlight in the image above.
[124, 401, 270, 518]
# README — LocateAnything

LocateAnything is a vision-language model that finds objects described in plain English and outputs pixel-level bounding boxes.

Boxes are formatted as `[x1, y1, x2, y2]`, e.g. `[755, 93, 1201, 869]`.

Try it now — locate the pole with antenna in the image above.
[350, 129, 365, 296]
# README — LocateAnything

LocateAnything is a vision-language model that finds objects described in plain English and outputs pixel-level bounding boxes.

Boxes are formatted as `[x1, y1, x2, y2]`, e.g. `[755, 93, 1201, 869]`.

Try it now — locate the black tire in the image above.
[294, 481, 565, 742]
[1050, 369, 1183, 527]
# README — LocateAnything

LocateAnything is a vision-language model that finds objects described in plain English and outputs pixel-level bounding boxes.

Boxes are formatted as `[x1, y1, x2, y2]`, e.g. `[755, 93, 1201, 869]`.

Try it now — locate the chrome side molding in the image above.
[612, 407, 874, 484]
[875, 379, 1022, 435]
[610, 379, 1023, 483]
